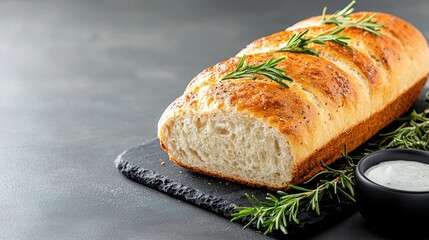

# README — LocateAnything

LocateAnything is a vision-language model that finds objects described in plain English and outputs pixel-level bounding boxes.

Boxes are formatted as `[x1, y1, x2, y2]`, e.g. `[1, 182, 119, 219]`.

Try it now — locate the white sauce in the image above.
[364, 160, 429, 192]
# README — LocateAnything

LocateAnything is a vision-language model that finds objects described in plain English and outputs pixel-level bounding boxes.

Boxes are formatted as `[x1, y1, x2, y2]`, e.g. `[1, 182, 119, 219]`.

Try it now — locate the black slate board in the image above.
[115, 88, 428, 239]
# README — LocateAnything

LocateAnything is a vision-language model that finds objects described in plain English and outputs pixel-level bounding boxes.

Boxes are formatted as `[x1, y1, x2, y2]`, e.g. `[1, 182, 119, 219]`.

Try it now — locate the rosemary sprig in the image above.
[369, 91, 429, 151]
[231, 148, 356, 235]
[277, 1, 383, 56]
[276, 27, 351, 57]
[347, 14, 382, 36]
[321, 0, 356, 26]
[321, 0, 382, 36]
[221, 55, 293, 88]
[232, 91, 429, 236]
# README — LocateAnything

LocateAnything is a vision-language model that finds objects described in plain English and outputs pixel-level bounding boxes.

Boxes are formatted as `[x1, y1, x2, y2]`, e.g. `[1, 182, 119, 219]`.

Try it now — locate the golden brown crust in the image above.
[206, 80, 323, 143]
[290, 74, 428, 186]
[161, 75, 427, 190]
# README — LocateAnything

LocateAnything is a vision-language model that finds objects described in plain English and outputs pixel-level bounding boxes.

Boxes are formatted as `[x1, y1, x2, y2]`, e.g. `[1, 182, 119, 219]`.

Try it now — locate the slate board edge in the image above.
[114, 149, 237, 219]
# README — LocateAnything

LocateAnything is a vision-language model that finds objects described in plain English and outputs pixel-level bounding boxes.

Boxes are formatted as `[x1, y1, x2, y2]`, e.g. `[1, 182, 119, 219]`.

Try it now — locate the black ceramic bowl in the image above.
[355, 148, 429, 230]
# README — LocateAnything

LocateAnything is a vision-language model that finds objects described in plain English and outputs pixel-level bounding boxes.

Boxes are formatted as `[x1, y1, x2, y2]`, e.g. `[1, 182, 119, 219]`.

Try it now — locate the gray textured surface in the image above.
[1, 0, 428, 239]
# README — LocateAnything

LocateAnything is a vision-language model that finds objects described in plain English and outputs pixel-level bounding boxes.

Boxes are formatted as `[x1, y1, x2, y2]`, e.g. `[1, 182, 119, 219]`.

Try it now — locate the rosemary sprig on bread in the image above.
[321, 0, 355, 26]
[275, 27, 351, 57]
[276, 1, 383, 56]
[221, 55, 293, 88]
[345, 14, 382, 36]
[321, 0, 382, 35]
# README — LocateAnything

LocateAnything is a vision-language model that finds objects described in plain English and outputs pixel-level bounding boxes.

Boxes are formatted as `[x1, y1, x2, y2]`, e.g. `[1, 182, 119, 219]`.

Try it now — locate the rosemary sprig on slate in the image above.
[369, 91, 429, 151]
[231, 148, 356, 235]
[232, 91, 429, 236]
[221, 55, 293, 88]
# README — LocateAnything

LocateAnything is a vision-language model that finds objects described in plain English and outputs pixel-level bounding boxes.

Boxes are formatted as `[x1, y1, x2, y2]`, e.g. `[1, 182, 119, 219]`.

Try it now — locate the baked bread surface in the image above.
[158, 12, 429, 189]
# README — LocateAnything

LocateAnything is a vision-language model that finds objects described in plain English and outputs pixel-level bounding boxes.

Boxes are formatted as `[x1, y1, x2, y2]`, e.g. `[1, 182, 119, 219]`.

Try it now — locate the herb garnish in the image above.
[221, 55, 293, 88]
[344, 14, 382, 36]
[231, 90, 429, 235]
[321, 0, 356, 26]
[276, 27, 351, 57]
[321, 1, 382, 36]
[276, 1, 383, 56]
[369, 91, 429, 151]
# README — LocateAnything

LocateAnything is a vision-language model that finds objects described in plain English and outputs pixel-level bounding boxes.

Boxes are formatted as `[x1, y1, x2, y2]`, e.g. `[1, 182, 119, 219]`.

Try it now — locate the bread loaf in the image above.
[157, 12, 429, 190]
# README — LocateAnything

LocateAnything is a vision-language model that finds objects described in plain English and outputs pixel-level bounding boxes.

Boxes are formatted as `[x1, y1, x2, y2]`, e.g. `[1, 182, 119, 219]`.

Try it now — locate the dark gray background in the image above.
[1, 0, 428, 239]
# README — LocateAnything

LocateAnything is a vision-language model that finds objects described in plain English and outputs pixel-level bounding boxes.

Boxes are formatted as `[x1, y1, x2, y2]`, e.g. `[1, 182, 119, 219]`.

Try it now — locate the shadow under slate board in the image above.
[115, 88, 428, 239]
